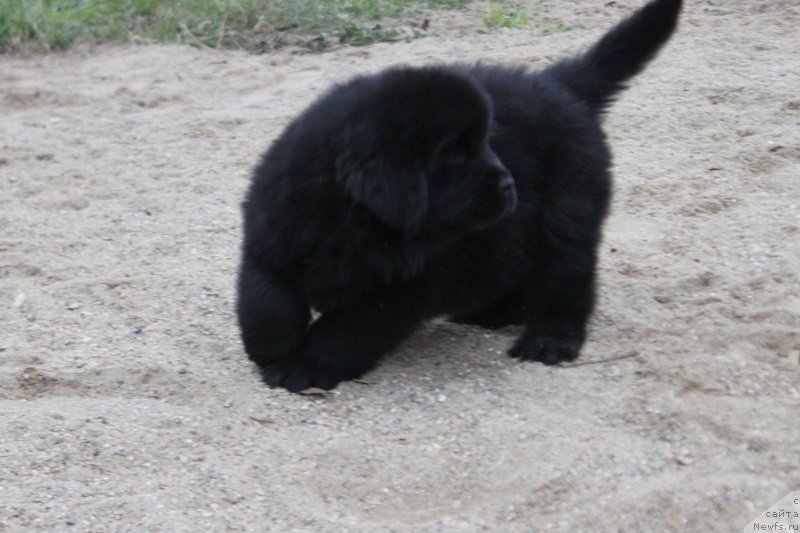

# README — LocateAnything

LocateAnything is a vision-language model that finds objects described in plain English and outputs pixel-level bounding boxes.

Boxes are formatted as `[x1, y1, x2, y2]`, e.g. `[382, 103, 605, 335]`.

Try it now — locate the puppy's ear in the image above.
[336, 156, 428, 231]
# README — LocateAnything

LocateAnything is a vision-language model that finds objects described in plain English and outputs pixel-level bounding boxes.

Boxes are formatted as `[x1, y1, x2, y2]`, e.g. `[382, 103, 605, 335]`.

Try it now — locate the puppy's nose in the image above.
[497, 174, 514, 194]
[497, 174, 518, 213]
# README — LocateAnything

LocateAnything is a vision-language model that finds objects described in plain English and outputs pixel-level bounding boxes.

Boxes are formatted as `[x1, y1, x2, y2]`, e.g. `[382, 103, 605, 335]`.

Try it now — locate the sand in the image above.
[1, 0, 799, 530]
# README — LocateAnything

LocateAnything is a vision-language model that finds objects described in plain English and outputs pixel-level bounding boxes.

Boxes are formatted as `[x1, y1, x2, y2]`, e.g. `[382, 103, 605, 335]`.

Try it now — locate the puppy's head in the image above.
[335, 67, 516, 235]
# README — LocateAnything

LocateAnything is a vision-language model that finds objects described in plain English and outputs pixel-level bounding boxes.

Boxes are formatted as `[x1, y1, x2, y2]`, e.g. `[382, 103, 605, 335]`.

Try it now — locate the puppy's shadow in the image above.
[371, 319, 523, 386]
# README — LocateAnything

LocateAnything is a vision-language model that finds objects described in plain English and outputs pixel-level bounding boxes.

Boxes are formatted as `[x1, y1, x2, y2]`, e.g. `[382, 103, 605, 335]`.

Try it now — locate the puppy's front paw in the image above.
[259, 359, 342, 392]
[508, 334, 581, 365]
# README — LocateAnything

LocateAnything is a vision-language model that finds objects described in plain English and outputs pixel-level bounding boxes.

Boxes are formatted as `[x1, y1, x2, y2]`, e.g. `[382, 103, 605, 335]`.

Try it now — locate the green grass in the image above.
[482, 1, 529, 30]
[0, 0, 471, 53]
[479, 1, 570, 34]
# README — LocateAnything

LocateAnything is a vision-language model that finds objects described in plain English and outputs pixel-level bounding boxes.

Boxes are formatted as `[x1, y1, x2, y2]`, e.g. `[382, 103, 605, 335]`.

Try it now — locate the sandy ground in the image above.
[1, 0, 799, 530]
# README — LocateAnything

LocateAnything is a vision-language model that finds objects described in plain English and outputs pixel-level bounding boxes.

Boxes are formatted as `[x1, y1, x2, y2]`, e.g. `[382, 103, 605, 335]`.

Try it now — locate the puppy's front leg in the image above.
[264, 293, 428, 392]
[236, 260, 311, 368]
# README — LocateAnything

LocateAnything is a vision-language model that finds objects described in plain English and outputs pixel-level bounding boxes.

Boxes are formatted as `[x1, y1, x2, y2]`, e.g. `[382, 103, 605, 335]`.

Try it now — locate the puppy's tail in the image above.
[544, 0, 682, 113]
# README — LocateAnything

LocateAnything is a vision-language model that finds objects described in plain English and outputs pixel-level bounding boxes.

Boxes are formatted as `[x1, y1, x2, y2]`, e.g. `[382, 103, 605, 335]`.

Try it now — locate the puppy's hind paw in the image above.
[259, 360, 342, 393]
[508, 335, 581, 365]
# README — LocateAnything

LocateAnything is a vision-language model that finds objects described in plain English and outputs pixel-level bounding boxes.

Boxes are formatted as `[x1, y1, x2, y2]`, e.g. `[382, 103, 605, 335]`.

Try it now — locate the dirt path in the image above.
[1, 1, 798, 530]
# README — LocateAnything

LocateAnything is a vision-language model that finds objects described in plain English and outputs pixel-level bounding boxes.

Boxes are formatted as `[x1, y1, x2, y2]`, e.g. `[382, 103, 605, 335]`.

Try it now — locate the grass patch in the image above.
[0, 0, 470, 53]
[478, 1, 569, 35]
[482, 1, 530, 30]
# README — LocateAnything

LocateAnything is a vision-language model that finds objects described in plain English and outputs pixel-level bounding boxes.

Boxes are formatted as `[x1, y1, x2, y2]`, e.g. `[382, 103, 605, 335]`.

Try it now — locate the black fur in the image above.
[237, 0, 682, 392]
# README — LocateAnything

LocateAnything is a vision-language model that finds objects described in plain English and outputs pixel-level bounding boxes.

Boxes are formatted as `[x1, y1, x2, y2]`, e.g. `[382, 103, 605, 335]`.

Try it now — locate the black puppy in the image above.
[237, 0, 682, 392]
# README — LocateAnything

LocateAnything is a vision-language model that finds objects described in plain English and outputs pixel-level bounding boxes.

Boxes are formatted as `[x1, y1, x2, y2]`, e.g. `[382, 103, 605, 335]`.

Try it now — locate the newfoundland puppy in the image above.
[237, 0, 683, 392]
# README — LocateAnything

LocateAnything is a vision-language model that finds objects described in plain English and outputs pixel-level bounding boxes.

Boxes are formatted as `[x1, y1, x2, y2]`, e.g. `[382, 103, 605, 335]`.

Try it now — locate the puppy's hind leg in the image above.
[509, 159, 608, 364]
[508, 246, 597, 365]
[236, 260, 311, 372]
